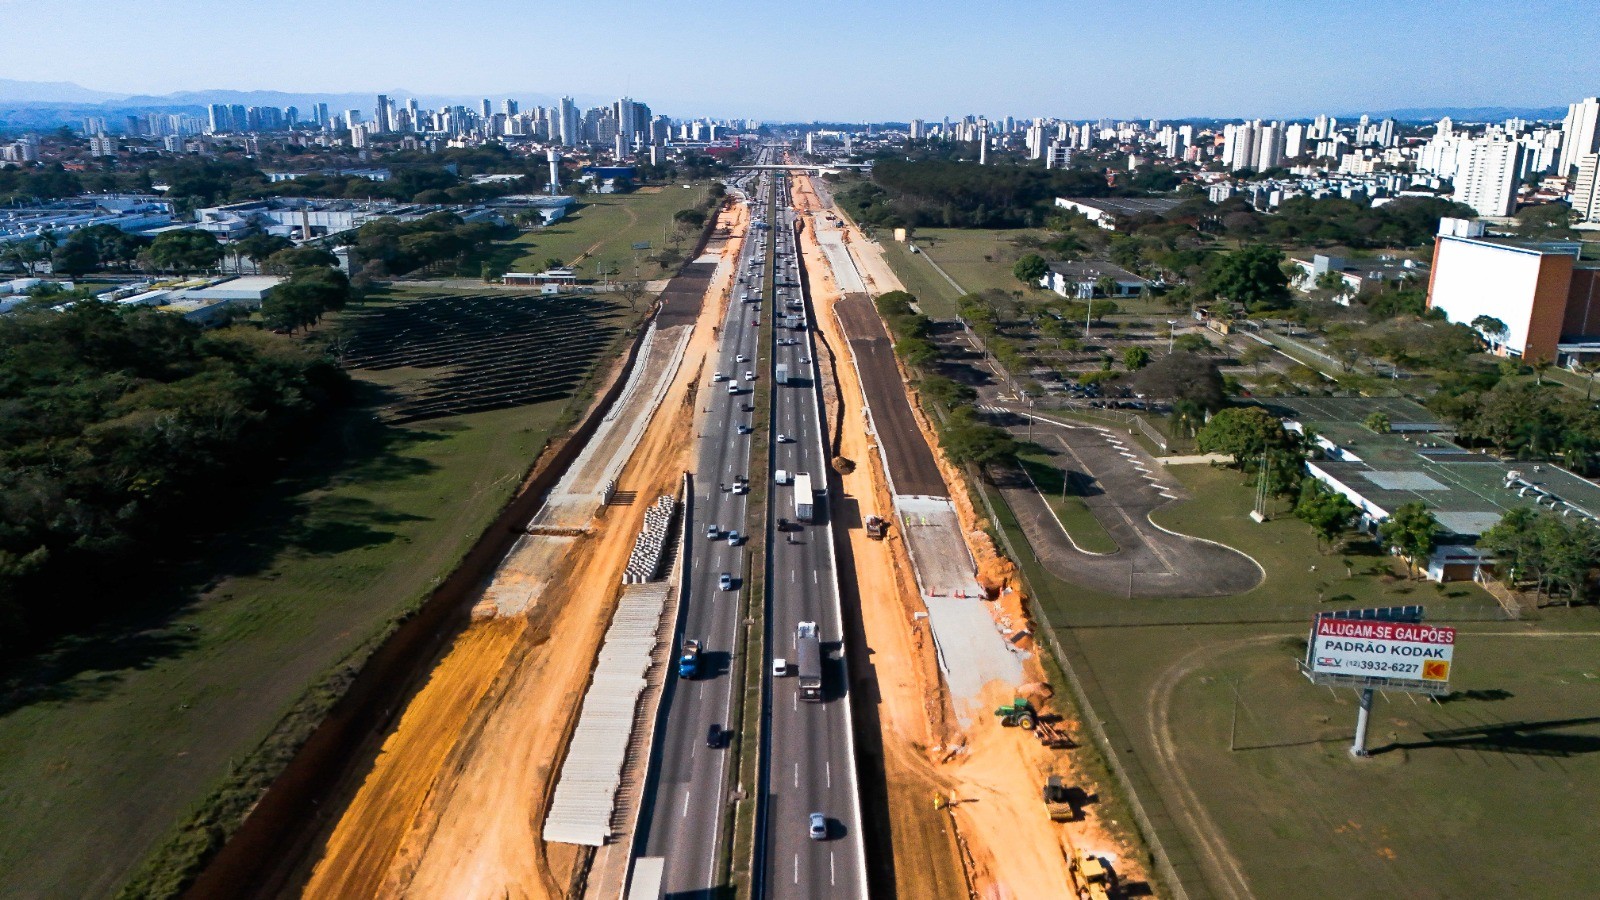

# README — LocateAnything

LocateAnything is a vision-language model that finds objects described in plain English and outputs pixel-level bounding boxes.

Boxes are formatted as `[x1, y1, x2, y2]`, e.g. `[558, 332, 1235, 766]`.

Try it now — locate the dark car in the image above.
[707, 724, 726, 748]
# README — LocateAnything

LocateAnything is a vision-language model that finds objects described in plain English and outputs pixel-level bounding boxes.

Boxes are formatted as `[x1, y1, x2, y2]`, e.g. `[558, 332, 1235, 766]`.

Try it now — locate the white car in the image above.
[777, 433, 793, 444]
[745, 371, 755, 381]
[713, 372, 727, 382]
[736, 354, 748, 363]
[799, 356, 811, 364]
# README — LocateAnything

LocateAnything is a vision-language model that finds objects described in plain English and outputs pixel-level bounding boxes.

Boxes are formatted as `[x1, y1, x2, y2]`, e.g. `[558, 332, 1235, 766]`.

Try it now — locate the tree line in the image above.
[0, 301, 348, 663]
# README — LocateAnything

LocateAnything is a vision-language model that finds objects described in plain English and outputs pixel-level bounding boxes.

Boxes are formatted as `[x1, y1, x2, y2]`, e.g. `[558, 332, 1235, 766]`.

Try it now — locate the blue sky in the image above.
[3, 0, 1597, 120]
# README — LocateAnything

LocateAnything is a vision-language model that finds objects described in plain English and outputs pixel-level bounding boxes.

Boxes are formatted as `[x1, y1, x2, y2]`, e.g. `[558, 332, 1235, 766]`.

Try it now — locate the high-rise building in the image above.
[910, 119, 924, 140]
[375, 95, 392, 133]
[1254, 122, 1283, 170]
[1453, 137, 1523, 216]
[480, 98, 492, 120]
[345, 109, 362, 130]
[207, 104, 231, 134]
[559, 97, 579, 147]
[406, 98, 420, 132]
[1559, 97, 1600, 176]
[1572, 155, 1600, 222]
[1284, 122, 1306, 159]
[503, 98, 518, 116]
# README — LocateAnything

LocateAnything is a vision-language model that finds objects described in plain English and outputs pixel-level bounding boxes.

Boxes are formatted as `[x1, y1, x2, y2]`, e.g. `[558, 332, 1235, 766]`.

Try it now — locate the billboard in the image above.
[1309, 617, 1455, 684]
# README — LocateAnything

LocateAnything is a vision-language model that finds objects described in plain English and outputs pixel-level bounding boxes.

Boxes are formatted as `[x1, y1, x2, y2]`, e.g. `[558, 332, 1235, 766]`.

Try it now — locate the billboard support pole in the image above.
[1350, 688, 1374, 758]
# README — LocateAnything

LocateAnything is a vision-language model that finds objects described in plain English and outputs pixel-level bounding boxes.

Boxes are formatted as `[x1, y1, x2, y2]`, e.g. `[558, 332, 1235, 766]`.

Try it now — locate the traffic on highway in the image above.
[638, 145, 865, 899]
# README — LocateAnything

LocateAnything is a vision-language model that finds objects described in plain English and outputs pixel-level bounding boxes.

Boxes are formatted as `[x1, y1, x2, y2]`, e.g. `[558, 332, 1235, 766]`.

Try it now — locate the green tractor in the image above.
[994, 698, 1038, 729]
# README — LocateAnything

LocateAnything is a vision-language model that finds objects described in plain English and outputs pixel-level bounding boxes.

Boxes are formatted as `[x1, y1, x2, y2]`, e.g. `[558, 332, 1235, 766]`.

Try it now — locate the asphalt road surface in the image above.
[757, 164, 865, 900]
[639, 146, 865, 900]
[640, 149, 773, 894]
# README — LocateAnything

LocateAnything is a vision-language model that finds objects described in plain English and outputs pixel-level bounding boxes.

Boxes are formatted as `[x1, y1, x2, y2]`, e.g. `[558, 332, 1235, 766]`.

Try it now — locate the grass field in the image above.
[0, 294, 604, 898]
[983, 457, 1600, 897]
[874, 238, 962, 318]
[506, 184, 711, 281]
[1017, 453, 1119, 554]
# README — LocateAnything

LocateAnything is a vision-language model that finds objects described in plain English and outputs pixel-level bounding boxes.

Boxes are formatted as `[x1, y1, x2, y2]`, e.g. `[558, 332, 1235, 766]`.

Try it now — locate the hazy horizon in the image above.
[2, 0, 1598, 120]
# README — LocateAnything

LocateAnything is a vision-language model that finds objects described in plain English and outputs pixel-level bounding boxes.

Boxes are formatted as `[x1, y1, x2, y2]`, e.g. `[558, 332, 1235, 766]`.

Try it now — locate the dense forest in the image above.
[0, 302, 347, 663]
[840, 159, 1113, 228]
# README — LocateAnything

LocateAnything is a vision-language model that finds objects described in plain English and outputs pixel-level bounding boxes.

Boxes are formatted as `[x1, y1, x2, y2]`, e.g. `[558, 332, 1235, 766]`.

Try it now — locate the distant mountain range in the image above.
[1357, 105, 1570, 123]
[0, 78, 568, 118]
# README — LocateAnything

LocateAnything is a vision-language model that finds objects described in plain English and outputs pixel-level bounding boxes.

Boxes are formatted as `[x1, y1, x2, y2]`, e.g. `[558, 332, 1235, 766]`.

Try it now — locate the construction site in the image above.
[174, 157, 1149, 900]
[789, 172, 1149, 899]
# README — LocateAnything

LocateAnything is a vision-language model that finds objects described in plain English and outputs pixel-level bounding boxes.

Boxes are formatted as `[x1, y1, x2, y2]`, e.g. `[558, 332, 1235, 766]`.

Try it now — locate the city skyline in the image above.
[1, 0, 1598, 120]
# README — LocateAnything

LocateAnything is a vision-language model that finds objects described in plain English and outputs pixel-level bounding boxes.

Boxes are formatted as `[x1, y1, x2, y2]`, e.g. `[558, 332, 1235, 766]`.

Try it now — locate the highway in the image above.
[640, 146, 775, 894]
[638, 144, 865, 899]
[756, 159, 865, 900]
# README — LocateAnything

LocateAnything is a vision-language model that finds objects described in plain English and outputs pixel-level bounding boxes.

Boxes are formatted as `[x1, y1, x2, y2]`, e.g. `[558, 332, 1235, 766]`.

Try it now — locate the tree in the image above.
[1363, 411, 1391, 433]
[1471, 314, 1509, 348]
[144, 229, 223, 273]
[1122, 346, 1151, 371]
[236, 233, 294, 269]
[1238, 343, 1270, 372]
[1172, 333, 1213, 354]
[1295, 480, 1359, 552]
[921, 374, 977, 410]
[939, 408, 1018, 466]
[1378, 502, 1439, 578]
[1204, 244, 1291, 312]
[1013, 253, 1048, 287]
[263, 247, 339, 274]
[1129, 350, 1227, 411]
[673, 208, 707, 230]
[1196, 406, 1296, 465]
[50, 238, 100, 277]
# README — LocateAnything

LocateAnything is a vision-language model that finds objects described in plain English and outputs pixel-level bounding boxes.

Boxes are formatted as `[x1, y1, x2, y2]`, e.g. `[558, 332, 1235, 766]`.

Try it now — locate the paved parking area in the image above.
[996, 412, 1263, 598]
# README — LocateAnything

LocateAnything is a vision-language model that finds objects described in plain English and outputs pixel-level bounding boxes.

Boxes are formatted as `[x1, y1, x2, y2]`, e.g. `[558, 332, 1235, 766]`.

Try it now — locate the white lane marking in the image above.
[827, 760, 832, 788]
[794, 763, 799, 788]
[793, 692, 798, 711]
[681, 789, 691, 817]
[813, 571, 819, 584]
[831, 852, 837, 886]
[794, 854, 800, 884]
[791, 570, 797, 583]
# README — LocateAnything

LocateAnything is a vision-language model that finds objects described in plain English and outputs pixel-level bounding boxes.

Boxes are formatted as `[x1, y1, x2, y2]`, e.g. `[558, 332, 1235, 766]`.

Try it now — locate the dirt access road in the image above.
[793, 177, 1146, 898]
[282, 204, 747, 900]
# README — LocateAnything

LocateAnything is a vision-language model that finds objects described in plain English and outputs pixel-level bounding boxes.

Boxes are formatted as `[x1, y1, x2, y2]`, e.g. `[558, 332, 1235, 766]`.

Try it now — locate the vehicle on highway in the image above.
[736, 423, 752, 434]
[808, 812, 827, 840]
[736, 354, 748, 363]
[707, 724, 726, 749]
[713, 372, 726, 382]
[706, 523, 719, 538]
[772, 657, 788, 677]
[745, 370, 755, 381]
[678, 639, 703, 679]
[796, 621, 823, 700]
[776, 433, 793, 443]
[732, 481, 748, 494]
[793, 472, 815, 522]
[741, 402, 755, 412]
[799, 356, 811, 364]
[718, 572, 733, 590]
[727, 383, 739, 394]
[775, 469, 790, 485]
[727, 530, 741, 545]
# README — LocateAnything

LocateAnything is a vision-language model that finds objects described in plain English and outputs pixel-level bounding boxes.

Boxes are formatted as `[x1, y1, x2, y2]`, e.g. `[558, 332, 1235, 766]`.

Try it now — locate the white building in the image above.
[1452, 138, 1523, 216]
[1559, 97, 1600, 176]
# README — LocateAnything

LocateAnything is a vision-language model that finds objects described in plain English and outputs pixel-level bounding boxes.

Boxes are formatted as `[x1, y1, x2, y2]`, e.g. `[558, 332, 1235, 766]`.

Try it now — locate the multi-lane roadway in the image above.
[638, 145, 864, 899]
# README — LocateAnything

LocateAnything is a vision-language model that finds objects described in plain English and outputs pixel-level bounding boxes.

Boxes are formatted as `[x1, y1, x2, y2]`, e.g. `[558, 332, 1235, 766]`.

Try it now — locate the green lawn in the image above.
[983, 458, 1600, 898]
[507, 184, 711, 281]
[874, 237, 962, 318]
[1017, 454, 1119, 554]
[0, 298, 596, 898]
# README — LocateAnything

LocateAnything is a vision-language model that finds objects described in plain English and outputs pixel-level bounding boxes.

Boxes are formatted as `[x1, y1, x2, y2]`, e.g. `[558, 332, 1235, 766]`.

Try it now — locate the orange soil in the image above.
[293, 202, 745, 900]
[794, 177, 1150, 897]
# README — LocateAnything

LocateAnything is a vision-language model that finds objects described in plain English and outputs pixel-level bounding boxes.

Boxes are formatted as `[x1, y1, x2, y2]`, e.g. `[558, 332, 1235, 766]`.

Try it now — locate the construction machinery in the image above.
[1043, 775, 1077, 822]
[994, 697, 1039, 729]
[864, 514, 888, 540]
[1070, 852, 1118, 900]
[995, 696, 1074, 748]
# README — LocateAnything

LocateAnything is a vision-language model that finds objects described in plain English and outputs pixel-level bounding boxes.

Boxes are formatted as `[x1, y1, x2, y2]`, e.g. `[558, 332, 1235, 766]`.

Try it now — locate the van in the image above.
[775, 469, 791, 485]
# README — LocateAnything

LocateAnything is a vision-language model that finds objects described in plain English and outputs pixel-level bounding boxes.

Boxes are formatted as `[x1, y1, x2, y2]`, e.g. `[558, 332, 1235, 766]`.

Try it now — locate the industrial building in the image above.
[0, 195, 174, 245]
[1053, 196, 1182, 230]
[1425, 217, 1600, 364]
[193, 198, 502, 241]
[1279, 397, 1600, 582]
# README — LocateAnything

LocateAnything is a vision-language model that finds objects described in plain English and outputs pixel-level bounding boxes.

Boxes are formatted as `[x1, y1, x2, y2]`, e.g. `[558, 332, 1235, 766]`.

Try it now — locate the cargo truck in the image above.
[796, 622, 822, 702]
[792, 472, 814, 522]
[678, 639, 703, 679]
[775, 363, 789, 385]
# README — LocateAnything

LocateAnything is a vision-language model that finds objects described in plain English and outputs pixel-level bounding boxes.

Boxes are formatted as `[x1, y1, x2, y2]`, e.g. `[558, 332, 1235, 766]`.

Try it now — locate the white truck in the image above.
[793, 472, 814, 523]
[775, 363, 789, 385]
